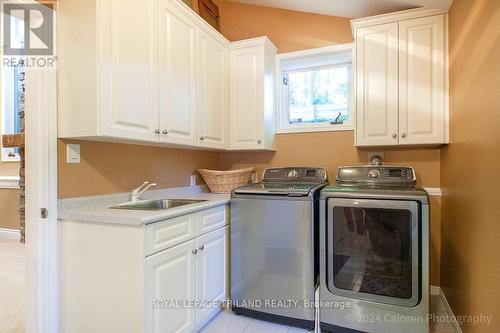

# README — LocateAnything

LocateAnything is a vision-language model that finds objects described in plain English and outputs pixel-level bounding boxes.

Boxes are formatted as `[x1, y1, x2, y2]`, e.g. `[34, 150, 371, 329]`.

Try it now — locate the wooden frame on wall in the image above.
[198, 0, 220, 31]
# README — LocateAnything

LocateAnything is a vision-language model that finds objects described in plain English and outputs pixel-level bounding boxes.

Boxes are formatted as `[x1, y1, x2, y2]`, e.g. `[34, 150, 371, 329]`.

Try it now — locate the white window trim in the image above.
[0, 13, 22, 162]
[276, 43, 354, 134]
[0, 175, 20, 189]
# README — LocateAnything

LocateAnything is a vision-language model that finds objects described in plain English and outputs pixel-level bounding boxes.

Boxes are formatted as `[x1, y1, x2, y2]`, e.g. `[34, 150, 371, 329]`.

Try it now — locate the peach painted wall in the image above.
[0, 188, 20, 229]
[441, 0, 500, 331]
[218, 1, 442, 285]
[57, 139, 220, 198]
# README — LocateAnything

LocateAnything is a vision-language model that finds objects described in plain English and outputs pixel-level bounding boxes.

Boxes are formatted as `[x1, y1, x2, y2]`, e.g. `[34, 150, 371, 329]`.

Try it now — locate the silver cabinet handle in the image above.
[200, 136, 205, 141]
[162, 130, 168, 135]
[257, 139, 262, 144]
[392, 133, 397, 139]
[198, 245, 204, 251]
[401, 133, 406, 138]
[192, 249, 198, 255]
[154, 129, 160, 134]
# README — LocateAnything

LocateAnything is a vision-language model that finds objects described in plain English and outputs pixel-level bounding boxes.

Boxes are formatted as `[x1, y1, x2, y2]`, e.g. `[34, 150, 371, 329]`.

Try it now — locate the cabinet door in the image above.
[399, 15, 445, 144]
[355, 23, 399, 146]
[198, 29, 229, 149]
[159, 1, 198, 146]
[98, 0, 159, 142]
[145, 240, 196, 333]
[230, 46, 264, 149]
[195, 226, 227, 330]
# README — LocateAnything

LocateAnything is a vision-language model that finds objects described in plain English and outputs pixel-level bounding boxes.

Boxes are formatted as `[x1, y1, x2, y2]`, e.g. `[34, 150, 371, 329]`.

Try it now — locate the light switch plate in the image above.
[66, 144, 81, 164]
[190, 175, 196, 186]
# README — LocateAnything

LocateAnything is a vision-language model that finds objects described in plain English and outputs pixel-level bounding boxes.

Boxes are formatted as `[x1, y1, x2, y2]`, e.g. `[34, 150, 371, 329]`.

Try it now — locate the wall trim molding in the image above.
[0, 176, 20, 189]
[431, 286, 463, 333]
[424, 187, 442, 196]
[430, 285, 441, 295]
[0, 227, 21, 240]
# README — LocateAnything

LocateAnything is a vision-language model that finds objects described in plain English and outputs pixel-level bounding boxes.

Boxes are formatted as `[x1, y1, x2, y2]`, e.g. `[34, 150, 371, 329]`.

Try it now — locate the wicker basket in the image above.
[198, 167, 255, 193]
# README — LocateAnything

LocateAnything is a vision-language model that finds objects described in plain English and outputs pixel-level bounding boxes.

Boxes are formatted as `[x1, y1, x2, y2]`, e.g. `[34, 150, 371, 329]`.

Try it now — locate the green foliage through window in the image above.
[285, 65, 350, 125]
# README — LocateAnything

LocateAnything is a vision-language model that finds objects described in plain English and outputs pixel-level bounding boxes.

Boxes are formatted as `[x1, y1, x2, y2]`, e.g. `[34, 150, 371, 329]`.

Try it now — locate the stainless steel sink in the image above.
[110, 199, 207, 211]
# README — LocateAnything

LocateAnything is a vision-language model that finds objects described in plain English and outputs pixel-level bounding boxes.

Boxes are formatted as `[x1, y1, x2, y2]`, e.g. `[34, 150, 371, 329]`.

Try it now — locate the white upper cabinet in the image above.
[355, 23, 399, 146]
[229, 37, 277, 150]
[197, 28, 230, 149]
[59, 0, 278, 151]
[58, 0, 160, 142]
[99, 0, 159, 142]
[399, 15, 445, 145]
[352, 8, 448, 147]
[159, 0, 198, 146]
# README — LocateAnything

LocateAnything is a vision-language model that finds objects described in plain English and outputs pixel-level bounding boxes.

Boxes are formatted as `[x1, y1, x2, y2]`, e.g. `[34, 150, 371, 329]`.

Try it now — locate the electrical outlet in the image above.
[190, 175, 197, 186]
[66, 144, 81, 164]
[251, 172, 258, 184]
[368, 152, 384, 164]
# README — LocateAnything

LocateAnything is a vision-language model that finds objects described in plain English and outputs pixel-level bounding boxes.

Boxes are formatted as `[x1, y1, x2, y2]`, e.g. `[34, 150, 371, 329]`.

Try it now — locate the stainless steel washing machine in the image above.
[319, 165, 429, 333]
[230, 167, 327, 330]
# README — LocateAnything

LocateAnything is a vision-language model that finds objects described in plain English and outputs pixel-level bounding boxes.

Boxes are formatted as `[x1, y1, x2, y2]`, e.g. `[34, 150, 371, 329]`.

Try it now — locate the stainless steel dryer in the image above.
[319, 165, 429, 333]
[230, 167, 327, 330]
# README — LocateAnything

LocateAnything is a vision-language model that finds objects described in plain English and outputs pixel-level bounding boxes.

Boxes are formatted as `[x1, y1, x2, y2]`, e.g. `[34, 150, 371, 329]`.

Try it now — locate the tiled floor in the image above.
[201, 295, 456, 333]
[0, 237, 25, 333]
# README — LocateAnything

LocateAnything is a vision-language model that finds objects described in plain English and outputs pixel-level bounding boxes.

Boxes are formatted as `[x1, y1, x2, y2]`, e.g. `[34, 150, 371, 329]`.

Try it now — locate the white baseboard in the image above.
[0, 227, 21, 240]
[430, 285, 441, 295]
[432, 286, 463, 333]
[424, 187, 442, 196]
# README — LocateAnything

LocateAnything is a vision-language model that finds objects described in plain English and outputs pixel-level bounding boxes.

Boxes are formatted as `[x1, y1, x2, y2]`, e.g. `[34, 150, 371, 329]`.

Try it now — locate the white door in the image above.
[197, 29, 229, 149]
[195, 227, 227, 330]
[99, 0, 159, 142]
[355, 23, 399, 146]
[145, 239, 197, 333]
[159, 1, 198, 146]
[399, 15, 445, 145]
[230, 47, 264, 149]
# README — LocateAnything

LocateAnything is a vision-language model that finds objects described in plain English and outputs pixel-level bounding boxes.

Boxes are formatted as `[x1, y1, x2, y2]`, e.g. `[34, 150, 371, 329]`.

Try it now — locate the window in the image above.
[278, 44, 353, 133]
[1, 14, 23, 161]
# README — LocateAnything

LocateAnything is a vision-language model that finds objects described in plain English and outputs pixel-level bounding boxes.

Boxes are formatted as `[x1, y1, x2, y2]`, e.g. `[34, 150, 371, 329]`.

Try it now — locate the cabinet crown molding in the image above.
[351, 7, 447, 33]
[230, 36, 277, 51]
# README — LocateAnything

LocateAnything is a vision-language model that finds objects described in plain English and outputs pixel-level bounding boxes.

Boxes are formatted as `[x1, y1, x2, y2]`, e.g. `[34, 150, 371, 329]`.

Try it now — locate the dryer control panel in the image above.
[336, 166, 416, 186]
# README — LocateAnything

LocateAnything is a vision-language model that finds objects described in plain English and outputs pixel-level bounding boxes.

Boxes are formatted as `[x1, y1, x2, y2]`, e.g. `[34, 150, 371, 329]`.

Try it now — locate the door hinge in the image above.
[41, 208, 48, 219]
[282, 76, 288, 85]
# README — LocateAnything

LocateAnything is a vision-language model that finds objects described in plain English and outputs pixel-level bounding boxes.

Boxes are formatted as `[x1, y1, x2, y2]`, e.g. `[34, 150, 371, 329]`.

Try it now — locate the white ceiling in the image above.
[229, 0, 453, 18]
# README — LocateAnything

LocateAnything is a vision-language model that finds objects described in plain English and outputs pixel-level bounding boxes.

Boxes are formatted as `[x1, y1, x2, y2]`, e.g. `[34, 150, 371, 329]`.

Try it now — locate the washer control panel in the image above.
[336, 166, 416, 186]
[262, 167, 327, 182]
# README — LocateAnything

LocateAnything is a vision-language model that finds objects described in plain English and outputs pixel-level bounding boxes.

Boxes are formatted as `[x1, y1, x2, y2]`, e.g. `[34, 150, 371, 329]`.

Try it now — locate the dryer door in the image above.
[326, 198, 420, 307]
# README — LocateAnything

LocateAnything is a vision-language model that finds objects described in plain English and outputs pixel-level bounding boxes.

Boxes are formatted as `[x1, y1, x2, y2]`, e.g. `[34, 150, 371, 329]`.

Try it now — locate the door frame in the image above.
[25, 55, 59, 333]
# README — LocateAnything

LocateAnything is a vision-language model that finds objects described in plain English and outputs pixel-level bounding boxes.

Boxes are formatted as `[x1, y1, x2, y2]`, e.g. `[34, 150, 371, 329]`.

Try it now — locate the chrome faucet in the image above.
[131, 181, 157, 202]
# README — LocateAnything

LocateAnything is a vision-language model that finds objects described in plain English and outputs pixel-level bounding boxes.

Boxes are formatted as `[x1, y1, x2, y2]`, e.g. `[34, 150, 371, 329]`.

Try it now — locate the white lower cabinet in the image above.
[146, 239, 197, 333]
[195, 227, 227, 330]
[146, 226, 227, 333]
[59, 205, 228, 333]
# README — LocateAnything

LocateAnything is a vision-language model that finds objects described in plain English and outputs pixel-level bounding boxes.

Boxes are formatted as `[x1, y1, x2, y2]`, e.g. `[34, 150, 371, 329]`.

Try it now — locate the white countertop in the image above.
[58, 186, 230, 226]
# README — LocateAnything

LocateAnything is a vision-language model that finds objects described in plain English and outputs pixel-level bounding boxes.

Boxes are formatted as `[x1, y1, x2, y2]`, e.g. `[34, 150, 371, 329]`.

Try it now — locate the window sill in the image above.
[0, 176, 20, 189]
[277, 124, 354, 134]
